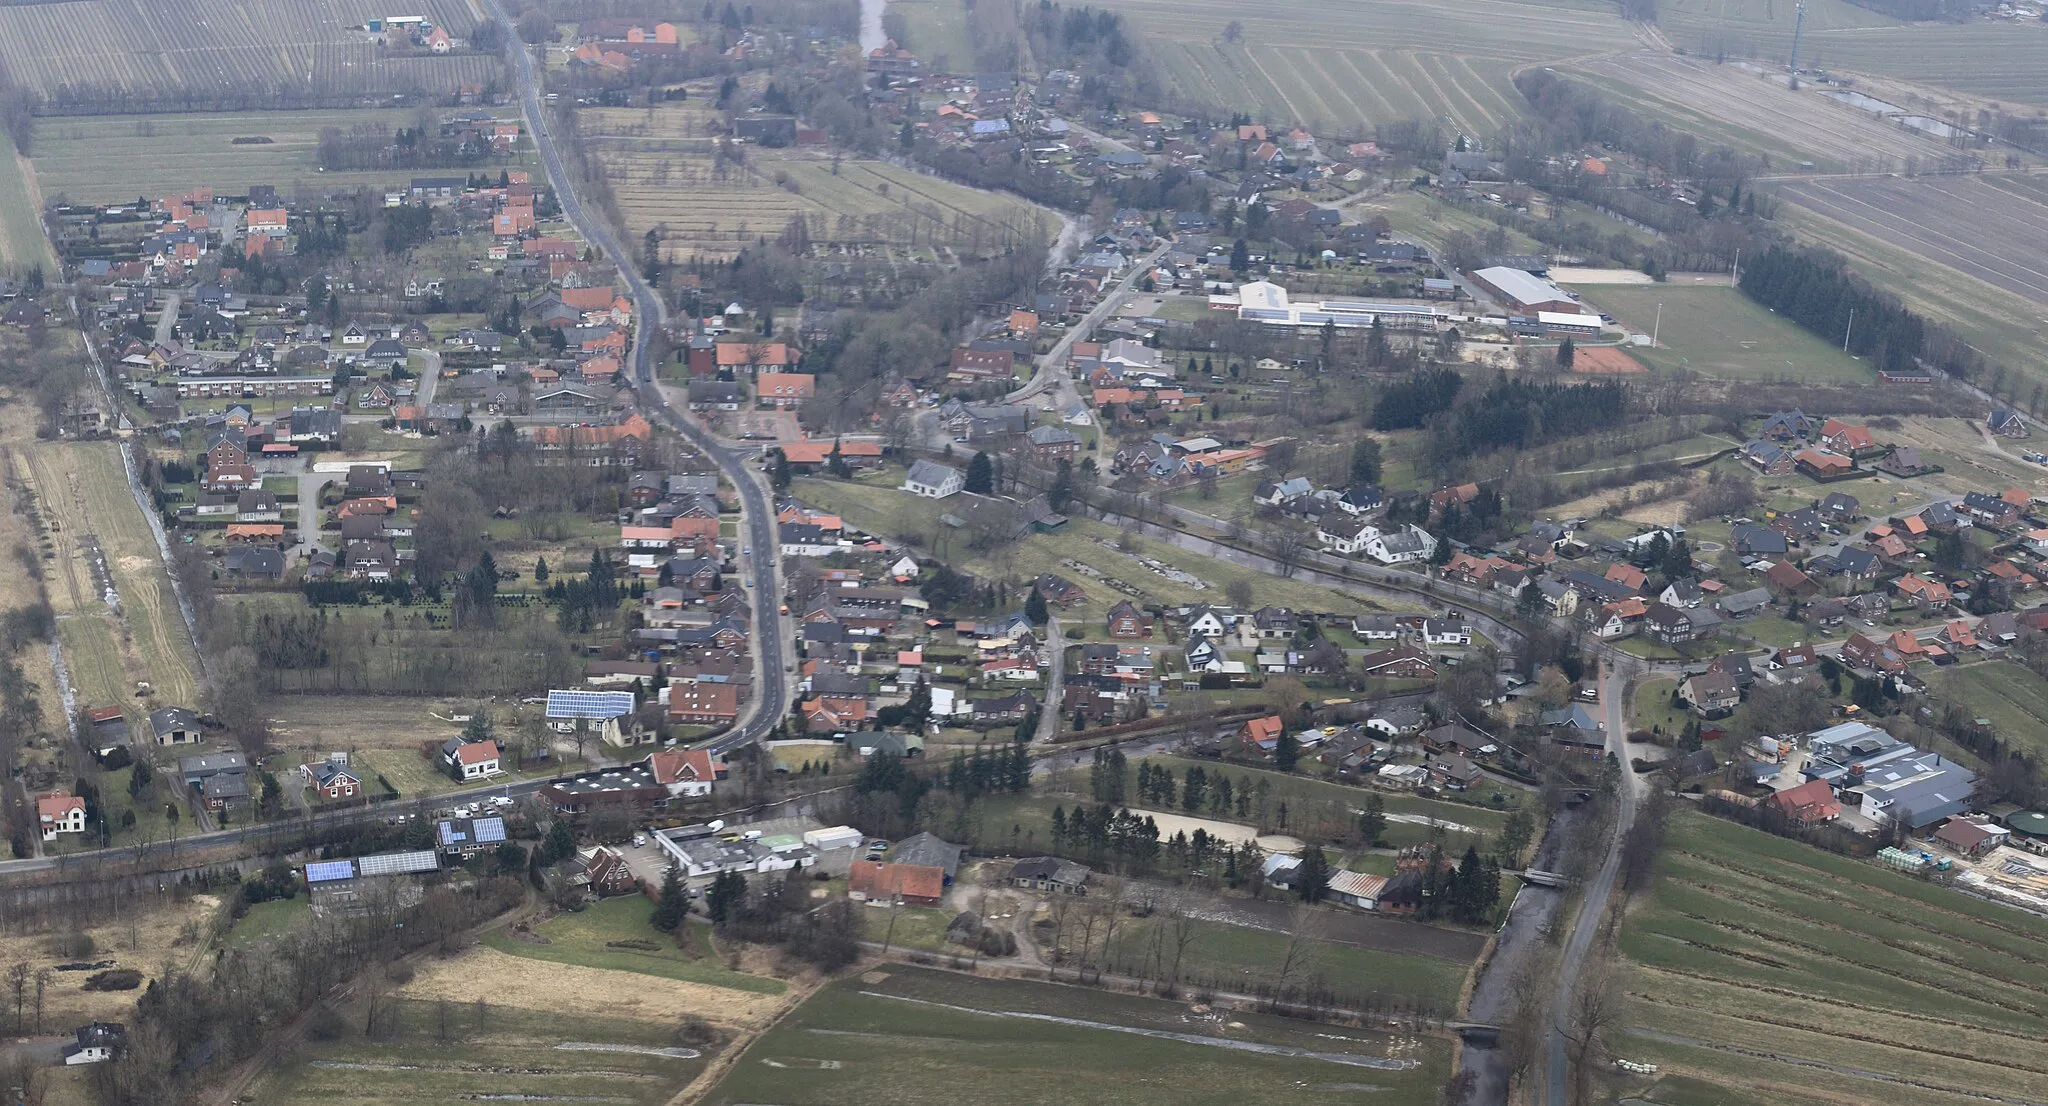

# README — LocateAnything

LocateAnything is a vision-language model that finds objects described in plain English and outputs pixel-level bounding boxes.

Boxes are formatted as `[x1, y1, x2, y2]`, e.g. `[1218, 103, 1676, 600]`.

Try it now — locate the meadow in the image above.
[0, 151, 54, 272]
[1568, 284, 1874, 384]
[32, 110, 535, 204]
[1931, 660, 2048, 766]
[16, 438, 201, 709]
[1619, 809, 2048, 1106]
[250, 999, 709, 1106]
[585, 102, 1052, 261]
[1088, 0, 1637, 135]
[701, 967, 1450, 1106]
[478, 895, 788, 995]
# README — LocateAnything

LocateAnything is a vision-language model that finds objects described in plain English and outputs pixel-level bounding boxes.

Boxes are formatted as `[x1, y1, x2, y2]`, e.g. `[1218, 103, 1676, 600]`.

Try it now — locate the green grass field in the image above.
[252, 999, 705, 1106]
[1620, 809, 2048, 1106]
[1134, 755, 1523, 851]
[32, 110, 537, 204]
[701, 967, 1450, 1106]
[1932, 660, 2048, 765]
[223, 896, 311, 945]
[0, 150, 53, 272]
[1571, 284, 1874, 383]
[1097, 915, 1471, 1009]
[479, 896, 786, 994]
[1632, 678, 1691, 739]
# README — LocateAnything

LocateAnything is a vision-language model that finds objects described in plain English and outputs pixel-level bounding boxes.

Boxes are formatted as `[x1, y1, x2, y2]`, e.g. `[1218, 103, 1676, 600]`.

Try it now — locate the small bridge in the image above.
[1517, 869, 1574, 889]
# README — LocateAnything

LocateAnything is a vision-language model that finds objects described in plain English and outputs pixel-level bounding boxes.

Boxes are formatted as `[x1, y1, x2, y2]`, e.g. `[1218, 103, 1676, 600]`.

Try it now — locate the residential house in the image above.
[36, 791, 86, 841]
[1894, 573, 1953, 612]
[1427, 754, 1483, 791]
[1358, 644, 1435, 679]
[1767, 778, 1842, 824]
[1104, 599, 1154, 638]
[1643, 602, 1698, 644]
[901, 460, 963, 499]
[441, 739, 502, 781]
[1679, 670, 1740, 716]
[1007, 856, 1090, 894]
[300, 754, 363, 799]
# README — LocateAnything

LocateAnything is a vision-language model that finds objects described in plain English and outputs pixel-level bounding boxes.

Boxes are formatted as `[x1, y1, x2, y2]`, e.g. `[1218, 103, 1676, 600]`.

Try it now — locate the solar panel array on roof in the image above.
[546, 689, 638, 719]
[304, 860, 356, 883]
[356, 850, 440, 876]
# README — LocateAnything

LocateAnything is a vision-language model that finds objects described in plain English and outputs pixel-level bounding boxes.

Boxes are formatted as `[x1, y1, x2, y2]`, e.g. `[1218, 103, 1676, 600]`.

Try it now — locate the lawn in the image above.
[1932, 660, 2048, 765]
[1572, 284, 1874, 384]
[1140, 755, 1522, 843]
[856, 899, 957, 952]
[32, 109, 538, 204]
[251, 999, 704, 1106]
[1619, 809, 2048, 1106]
[223, 896, 310, 945]
[1631, 678, 1690, 740]
[479, 896, 786, 994]
[701, 967, 1449, 1106]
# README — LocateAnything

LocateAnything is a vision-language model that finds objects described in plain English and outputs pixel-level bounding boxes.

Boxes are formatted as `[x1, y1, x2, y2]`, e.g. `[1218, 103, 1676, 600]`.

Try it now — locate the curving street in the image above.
[486, 11, 787, 754]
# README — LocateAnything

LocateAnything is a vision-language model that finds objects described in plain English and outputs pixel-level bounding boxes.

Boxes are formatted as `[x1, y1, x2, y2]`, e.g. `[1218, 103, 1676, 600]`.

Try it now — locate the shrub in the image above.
[44, 932, 95, 959]
[82, 969, 142, 992]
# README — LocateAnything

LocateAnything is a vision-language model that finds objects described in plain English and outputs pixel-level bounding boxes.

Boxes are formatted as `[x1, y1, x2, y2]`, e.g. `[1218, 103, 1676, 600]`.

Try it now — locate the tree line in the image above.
[1738, 245, 1987, 381]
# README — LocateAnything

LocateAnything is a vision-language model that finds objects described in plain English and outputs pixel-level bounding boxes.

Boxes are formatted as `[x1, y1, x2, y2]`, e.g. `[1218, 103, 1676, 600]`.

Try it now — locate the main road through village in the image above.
[487, 6, 787, 757]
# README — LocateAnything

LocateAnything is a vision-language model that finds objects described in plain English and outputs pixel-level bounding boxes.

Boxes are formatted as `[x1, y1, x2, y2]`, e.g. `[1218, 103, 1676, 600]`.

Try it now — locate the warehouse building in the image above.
[1467, 266, 1583, 315]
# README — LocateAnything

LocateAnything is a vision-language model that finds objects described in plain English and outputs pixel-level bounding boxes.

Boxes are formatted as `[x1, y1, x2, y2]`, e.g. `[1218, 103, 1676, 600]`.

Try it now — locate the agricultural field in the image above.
[249, 999, 710, 1106]
[13, 437, 201, 711]
[1769, 194, 2048, 393]
[1773, 174, 2048, 308]
[1567, 284, 1873, 384]
[1094, 0, 1636, 135]
[1563, 54, 1969, 173]
[702, 967, 1450, 1106]
[1618, 809, 2048, 1106]
[32, 109, 534, 205]
[1650, 0, 2048, 106]
[0, 0, 497, 110]
[585, 102, 1053, 261]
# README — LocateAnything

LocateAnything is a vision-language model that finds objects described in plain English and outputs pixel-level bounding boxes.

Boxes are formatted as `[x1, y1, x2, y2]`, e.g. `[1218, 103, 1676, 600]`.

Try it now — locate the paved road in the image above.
[1544, 660, 1645, 1106]
[488, 9, 787, 755]
[1035, 613, 1063, 743]
[1006, 242, 1171, 407]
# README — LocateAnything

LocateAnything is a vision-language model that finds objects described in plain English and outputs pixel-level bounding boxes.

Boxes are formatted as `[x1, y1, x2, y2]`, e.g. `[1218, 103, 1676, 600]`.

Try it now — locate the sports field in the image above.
[585, 103, 1051, 261]
[1568, 284, 1873, 384]
[702, 967, 1449, 1106]
[32, 110, 535, 204]
[1089, 0, 1636, 135]
[1621, 810, 2048, 1106]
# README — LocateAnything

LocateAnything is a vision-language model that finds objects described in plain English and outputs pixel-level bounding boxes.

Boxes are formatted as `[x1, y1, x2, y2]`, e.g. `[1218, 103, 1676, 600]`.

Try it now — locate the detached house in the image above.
[441, 739, 502, 781]
[1104, 599, 1154, 638]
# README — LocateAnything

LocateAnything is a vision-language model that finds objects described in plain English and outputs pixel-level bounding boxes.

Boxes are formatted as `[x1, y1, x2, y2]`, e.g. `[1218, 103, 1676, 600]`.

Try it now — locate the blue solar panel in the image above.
[546, 689, 637, 719]
[304, 860, 355, 883]
[472, 816, 507, 843]
[357, 850, 439, 876]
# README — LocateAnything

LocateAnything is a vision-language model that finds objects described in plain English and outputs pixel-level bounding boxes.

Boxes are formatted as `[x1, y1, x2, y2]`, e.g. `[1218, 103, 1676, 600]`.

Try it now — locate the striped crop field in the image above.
[1621, 811, 2048, 1106]
[1652, 0, 2048, 105]
[1089, 0, 1637, 135]
[0, 0, 499, 111]
[585, 105, 1053, 261]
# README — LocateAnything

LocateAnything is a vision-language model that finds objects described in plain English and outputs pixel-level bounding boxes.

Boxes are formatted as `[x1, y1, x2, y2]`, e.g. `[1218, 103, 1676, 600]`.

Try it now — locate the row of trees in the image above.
[1739, 245, 1988, 381]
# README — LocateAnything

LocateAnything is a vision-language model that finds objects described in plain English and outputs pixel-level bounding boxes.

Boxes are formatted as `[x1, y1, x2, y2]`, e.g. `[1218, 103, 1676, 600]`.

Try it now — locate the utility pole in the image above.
[1731, 247, 1740, 286]
[1788, 0, 1808, 87]
[1652, 302, 1663, 347]
[1842, 306, 1855, 353]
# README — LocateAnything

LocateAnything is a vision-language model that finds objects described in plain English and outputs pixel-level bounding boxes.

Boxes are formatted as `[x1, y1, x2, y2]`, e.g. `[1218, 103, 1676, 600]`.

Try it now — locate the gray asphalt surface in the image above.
[486, 13, 786, 755]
